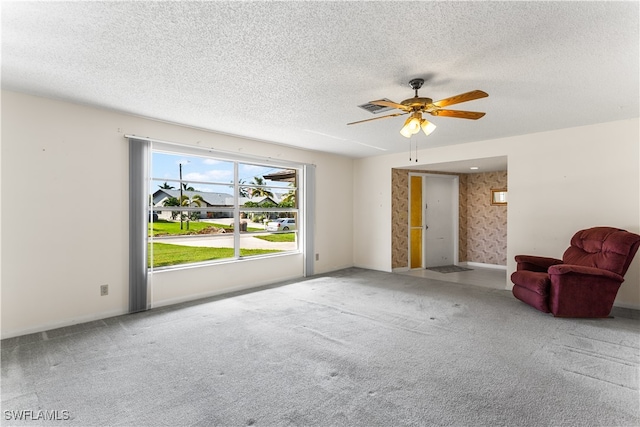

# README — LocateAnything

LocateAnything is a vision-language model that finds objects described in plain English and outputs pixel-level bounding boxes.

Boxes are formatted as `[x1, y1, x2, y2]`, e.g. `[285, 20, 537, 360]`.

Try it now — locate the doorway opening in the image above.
[391, 157, 508, 273]
[409, 173, 459, 269]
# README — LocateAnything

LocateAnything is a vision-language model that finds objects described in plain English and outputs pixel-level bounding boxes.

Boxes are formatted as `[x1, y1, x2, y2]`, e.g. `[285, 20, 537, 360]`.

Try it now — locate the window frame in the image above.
[147, 142, 304, 271]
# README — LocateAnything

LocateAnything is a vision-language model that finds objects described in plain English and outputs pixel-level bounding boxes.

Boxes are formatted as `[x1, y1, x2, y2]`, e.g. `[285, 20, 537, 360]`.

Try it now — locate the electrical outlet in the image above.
[315, 253, 319, 261]
[100, 284, 109, 296]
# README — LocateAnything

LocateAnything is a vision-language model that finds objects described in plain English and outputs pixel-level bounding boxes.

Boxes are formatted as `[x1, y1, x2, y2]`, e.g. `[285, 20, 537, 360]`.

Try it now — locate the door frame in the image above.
[408, 173, 459, 269]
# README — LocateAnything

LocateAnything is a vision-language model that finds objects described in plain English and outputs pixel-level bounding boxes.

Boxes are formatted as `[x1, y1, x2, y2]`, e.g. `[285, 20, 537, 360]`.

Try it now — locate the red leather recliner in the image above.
[511, 227, 640, 317]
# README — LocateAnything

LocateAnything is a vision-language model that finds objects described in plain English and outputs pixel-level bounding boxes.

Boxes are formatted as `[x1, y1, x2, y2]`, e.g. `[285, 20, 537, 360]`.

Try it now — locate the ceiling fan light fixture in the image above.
[400, 113, 423, 138]
[400, 118, 415, 138]
[421, 119, 436, 136]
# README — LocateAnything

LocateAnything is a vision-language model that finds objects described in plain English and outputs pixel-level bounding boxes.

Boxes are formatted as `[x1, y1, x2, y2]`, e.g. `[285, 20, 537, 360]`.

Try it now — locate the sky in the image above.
[151, 151, 294, 198]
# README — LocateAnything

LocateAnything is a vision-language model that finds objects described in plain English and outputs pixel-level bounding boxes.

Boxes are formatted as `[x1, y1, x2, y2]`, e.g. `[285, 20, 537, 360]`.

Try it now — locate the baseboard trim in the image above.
[0, 308, 129, 340]
[151, 273, 304, 309]
[613, 301, 640, 311]
[462, 262, 507, 270]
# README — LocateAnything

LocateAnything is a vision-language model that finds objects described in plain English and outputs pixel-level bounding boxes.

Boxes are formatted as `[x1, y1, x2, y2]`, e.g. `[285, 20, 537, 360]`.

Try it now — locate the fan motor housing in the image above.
[401, 97, 432, 109]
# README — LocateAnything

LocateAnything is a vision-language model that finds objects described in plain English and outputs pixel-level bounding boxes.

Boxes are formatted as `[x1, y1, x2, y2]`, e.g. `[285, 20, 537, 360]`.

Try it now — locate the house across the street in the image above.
[152, 189, 279, 219]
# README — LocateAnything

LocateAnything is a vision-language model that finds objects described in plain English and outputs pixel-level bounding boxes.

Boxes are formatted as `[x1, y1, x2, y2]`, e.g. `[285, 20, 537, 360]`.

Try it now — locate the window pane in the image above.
[239, 213, 298, 258]
[153, 152, 235, 184]
[238, 164, 298, 207]
[148, 210, 236, 268]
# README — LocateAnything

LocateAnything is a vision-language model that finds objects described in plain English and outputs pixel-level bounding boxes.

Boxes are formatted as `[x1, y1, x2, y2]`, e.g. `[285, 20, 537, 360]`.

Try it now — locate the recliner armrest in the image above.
[548, 264, 623, 282]
[547, 263, 625, 317]
[514, 255, 563, 272]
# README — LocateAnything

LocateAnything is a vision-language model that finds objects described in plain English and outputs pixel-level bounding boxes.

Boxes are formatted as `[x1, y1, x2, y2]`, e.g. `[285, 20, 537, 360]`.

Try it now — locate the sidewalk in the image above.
[154, 233, 297, 250]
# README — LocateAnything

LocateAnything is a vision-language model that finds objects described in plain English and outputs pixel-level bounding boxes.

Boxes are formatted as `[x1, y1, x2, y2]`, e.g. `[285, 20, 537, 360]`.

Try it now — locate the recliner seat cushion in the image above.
[511, 271, 551, 313]
[510, 271, 550, 295]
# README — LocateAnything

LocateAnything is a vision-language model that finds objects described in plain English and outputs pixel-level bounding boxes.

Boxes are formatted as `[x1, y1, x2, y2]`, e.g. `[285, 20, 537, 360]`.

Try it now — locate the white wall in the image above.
[354, 118, 640, 309]
[2, 90, 638, 339]
[1, 91, 354, 338]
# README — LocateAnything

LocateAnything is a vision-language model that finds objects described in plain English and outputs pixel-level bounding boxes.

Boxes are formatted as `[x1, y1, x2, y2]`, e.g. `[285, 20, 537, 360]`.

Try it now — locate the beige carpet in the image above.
[2, 268, 638, 426]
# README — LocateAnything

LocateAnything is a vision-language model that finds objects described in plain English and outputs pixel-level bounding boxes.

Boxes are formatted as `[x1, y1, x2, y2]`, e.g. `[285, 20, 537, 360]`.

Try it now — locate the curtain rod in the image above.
[124, 134, 314, 168]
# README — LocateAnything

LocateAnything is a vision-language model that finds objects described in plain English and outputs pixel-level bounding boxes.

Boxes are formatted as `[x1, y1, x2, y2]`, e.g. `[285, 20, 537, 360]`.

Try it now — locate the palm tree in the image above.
[249, 176, 274, 199]
[181, 194, 204, 207]
[279, 184, 296, 208]
[162, 196, 181, 220]
[229, 179, 249, 197]
[180, 194, 204, 230]
[181, 183, 195, 191]
[159, 182, 175, 189]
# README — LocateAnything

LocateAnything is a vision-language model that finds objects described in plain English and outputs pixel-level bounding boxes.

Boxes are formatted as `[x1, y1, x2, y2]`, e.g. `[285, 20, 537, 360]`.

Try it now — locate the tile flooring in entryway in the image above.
[397, 264, 507, 290]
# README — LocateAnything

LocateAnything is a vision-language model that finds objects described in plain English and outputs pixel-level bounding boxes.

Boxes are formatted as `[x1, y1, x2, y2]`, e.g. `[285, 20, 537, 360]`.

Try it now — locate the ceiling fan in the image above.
[348, 78, 488, 138]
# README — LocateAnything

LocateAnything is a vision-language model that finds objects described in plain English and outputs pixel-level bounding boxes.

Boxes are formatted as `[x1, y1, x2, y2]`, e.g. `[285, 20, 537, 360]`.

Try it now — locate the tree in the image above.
[182, 183, 195, 191]
[181, 194, 204, 208]
[162, 196, 181, 220]
[259, 200, 276, 209]
[229, 179, 249, 197]
[279, 188, 296, 208]
[249, 176, 274, 199]
[159, 182, 175, 189]
[243, 199, 276, 222]
[180, 194, 204, 229]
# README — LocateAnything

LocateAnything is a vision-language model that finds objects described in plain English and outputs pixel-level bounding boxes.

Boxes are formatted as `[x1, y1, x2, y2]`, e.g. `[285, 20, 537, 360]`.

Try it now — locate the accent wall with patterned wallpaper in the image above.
[466, 171, 507, 265]
[391, 169, 507, 268]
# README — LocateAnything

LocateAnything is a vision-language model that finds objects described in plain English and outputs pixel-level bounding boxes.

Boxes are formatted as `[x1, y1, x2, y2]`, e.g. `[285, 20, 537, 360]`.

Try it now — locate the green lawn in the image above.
[149, 243, 282, 267]
[253, 233, 296, 243]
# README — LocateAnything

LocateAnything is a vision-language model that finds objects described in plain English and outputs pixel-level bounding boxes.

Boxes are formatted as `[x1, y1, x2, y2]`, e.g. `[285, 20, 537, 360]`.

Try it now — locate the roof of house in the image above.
[153, 189, 280, 207]
[263, 170, 296, 183]
[153, 189, 232, 207]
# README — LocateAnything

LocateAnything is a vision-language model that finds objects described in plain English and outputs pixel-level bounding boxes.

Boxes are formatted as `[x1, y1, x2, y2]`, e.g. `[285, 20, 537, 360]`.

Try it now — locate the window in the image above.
[148, 149, 301, 269]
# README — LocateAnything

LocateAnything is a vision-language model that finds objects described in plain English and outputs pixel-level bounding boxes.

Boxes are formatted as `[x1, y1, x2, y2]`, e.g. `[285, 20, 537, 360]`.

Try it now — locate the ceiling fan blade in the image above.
[369, 99, 412, 111]
[429, 109, 486, 120]
[347, 112, 407, 125]
[430, 90, 488, 108]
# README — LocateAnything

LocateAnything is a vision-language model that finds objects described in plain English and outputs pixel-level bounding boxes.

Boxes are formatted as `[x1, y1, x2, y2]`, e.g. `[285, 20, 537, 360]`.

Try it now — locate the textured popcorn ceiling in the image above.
[2, 1, 638, 158]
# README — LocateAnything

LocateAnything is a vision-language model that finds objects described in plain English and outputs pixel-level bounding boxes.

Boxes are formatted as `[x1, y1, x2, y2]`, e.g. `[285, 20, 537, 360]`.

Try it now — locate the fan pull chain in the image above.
[407, 136, 421, 163]
[408, 137, 419, 162]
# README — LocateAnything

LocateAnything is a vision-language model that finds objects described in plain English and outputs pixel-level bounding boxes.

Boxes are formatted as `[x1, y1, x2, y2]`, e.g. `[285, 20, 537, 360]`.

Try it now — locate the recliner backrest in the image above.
[562, 227, 640, 276]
